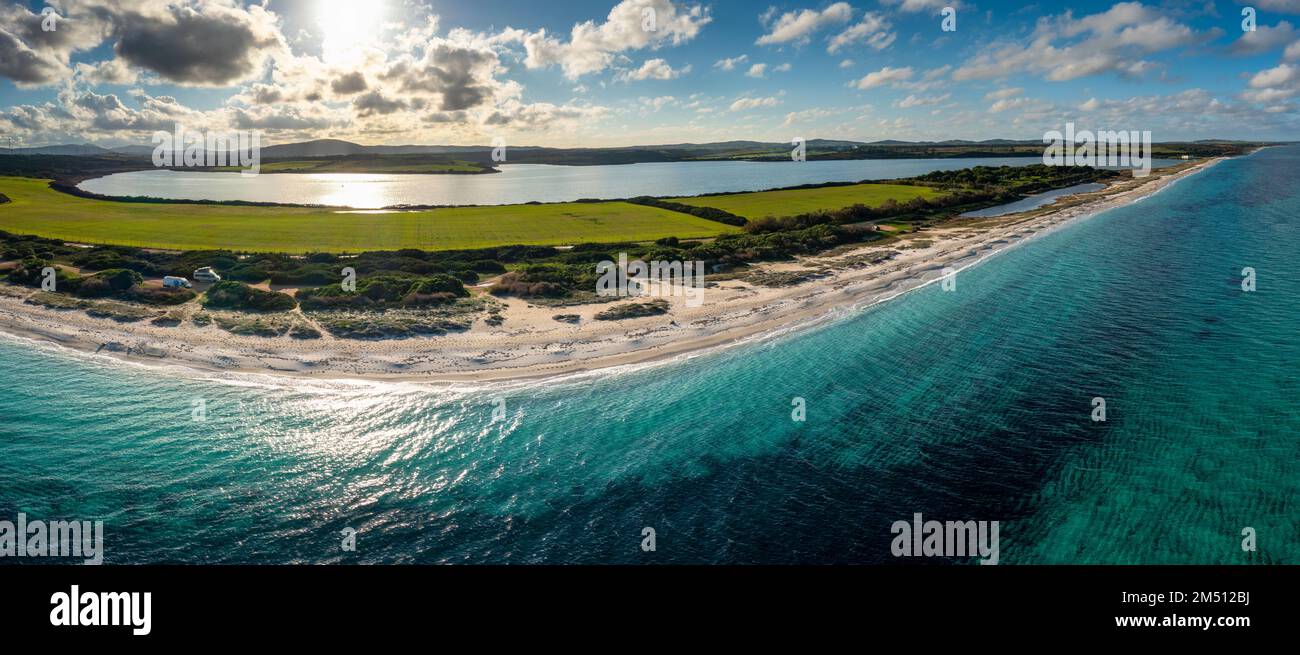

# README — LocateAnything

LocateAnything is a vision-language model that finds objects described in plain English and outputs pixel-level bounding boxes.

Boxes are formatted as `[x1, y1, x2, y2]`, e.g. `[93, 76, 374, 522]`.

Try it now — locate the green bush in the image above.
[297, 274, 468, 310]
[203, 281, 297, 312]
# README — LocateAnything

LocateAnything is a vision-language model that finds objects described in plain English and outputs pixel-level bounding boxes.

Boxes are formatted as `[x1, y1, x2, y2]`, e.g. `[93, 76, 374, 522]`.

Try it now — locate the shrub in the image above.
[203, 281, 297, 312]
[297, 274, 468, 310]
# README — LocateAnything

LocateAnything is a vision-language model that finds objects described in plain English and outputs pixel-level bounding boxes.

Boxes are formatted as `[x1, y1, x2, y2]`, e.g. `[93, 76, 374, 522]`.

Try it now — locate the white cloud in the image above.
[882, 0, 962, 12]
[851, 66, 913, 89]
[782, 107, 845, 127]
[1247, 0, 1300, 14]
[1229, 21, 1297, 55]
[895, 93, 950, 108]
[1241, 62, 1300, 103]
[984, 87, 1023, 100]
[988, 97, 1031, 113]
[828, 12, 895, 54]
[524, 0, 711, 79]
[952, 2, 1207, 82]
[756, 2, 853, 47]
[839, 59, 855, 68]
[714, 54, 748, 71]
[746, 63, 768, 78]
[620, 58, 691, 81]
[730, 95, 783, 112]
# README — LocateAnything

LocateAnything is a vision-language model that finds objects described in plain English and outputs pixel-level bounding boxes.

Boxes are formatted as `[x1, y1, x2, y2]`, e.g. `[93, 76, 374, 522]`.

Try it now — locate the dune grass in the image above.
[668, 183, 943, 219]
[0, 176, 738, 253]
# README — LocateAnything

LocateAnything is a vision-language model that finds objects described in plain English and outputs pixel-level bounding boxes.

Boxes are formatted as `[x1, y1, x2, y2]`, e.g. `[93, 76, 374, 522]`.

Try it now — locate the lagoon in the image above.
[78, 158, 1181, 209]
[962, 182, 1107, 218]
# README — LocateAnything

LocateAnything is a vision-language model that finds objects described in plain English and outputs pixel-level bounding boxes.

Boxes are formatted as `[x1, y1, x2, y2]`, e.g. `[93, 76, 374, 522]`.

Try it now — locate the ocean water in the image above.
[2, 148, 1296, 564]
[78, 158, 1180, 209]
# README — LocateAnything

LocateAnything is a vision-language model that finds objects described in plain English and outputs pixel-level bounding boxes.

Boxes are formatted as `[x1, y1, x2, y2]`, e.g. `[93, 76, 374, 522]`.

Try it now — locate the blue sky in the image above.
[1, 0, 1297, 147]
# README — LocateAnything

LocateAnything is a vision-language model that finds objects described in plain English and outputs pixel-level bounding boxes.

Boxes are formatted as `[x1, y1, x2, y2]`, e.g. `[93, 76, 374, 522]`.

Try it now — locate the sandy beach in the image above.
[0, 157, 1225, 383]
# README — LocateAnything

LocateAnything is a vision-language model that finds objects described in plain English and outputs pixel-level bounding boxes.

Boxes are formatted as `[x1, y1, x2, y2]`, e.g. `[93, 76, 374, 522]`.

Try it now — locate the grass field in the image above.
[0, 177, 738, 253]
[668, 183, 943, 219]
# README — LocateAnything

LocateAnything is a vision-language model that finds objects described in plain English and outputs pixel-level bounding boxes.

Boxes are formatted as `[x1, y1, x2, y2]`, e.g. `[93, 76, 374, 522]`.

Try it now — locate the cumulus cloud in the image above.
[1229, 21, 1297, 55]
[828, 12, 894, 54]
[881, 0, 961, 11]
[353, 90, 408, 117]
[524, 0, 711, 79]
[111, 2, 284, 86]
[1242, 63, 1300, 102]
[74, 59, 139, 85]
[1241, 0, 1300, 14]
[729, 95, 783, 112]
[714, 54, 749, 71]
[756, 2, 853, 47]
[620, 58, 691, 81]
[895, 93, 950, 108]
[231, 105, 335, 131]
[953, 2, 1208, 82]
[381, 39, 505, 111]
[0, 2, 111, 86]
[746, 63, 768, 78]
[330, 72, 369, 95]
[985, 87, 1024, 100]
[851, 66, 913, 89]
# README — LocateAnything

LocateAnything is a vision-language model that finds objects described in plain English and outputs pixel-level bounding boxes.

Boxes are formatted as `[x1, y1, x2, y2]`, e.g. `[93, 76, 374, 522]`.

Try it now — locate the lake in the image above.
[77, 158, 1182, 209]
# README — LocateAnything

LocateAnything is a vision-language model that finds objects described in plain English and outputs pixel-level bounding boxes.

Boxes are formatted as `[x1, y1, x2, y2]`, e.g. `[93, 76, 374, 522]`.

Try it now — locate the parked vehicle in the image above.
[192, 267, 221, 283]
[162, 276, 192, 289]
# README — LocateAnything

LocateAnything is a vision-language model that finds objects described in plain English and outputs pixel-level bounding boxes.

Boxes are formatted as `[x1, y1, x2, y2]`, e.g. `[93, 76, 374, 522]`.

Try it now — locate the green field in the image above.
[0, 177, 738, 253]
[668, 183, 943, 219]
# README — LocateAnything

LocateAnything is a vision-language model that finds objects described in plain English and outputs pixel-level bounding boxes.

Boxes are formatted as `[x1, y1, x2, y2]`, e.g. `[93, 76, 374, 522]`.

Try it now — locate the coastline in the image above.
[0, 157, 1226, 384]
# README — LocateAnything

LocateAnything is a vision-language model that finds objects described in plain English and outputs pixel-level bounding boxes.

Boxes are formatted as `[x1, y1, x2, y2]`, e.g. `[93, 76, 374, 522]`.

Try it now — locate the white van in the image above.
[192, 267, 221, 283]
[162, 276, 192, 289]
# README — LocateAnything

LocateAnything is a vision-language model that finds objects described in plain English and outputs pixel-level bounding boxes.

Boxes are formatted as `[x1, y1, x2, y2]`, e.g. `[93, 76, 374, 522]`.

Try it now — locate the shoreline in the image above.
[0, 157, 1227, 384]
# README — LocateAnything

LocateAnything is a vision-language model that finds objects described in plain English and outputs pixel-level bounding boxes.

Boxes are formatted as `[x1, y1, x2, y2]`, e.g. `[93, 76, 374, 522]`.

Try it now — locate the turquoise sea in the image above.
[2, 147, 1296, 564]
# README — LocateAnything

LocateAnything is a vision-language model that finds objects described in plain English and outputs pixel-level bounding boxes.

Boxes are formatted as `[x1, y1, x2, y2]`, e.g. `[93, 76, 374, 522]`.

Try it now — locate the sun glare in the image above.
[317, 0, 387, 64]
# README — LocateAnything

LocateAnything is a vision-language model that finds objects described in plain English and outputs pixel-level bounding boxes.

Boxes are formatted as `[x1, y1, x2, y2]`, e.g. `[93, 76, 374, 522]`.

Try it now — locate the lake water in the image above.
[78, 158, 1181, 209]
[3, 148, 1294, 564]
[962, 182, 1107, 218]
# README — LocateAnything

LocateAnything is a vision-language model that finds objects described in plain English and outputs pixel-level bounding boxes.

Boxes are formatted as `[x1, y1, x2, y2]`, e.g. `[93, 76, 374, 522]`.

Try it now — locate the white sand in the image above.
[0, 159, 1224, 383]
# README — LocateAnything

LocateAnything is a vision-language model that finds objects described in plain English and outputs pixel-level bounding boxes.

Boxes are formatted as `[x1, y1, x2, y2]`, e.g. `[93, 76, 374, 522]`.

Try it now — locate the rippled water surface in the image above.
[79, 158, 1180, 208]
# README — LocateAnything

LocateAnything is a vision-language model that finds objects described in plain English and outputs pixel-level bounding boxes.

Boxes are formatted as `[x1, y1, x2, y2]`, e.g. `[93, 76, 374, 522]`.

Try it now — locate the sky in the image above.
[0, 0, 1298, 147]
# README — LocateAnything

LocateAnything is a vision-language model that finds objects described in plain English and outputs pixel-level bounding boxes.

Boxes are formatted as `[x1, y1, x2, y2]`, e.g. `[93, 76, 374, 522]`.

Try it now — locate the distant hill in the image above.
[0, 137, 1277, 168]
[0, 144, 114, 156]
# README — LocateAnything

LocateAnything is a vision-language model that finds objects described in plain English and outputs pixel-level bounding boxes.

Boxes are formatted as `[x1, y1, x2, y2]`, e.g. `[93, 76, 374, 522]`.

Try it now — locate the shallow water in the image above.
[4, 148, 1296, 564]
[962, 182, 1107, 218]
[79, 158, 1180, 209]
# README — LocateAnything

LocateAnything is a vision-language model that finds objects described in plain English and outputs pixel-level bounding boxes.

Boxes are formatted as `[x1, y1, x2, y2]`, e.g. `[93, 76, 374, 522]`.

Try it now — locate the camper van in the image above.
[193, 267, 221, 283]
[162, 276, 192, 289]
